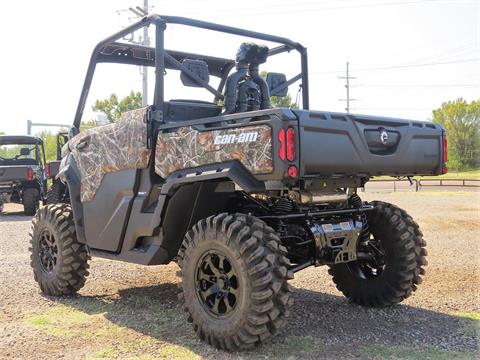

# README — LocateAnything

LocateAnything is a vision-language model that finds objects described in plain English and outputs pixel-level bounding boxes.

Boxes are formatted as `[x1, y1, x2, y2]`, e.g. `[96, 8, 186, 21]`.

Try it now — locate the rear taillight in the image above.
[27, 168, 34, 181]
[278, 129, 286, 160]
[45, 164, 50, 178]
[278, 127, 296, 162]
[286, 127, 296, 161]
[288, 165, 298, 178]
[278, 127, 298, 179]
[442, 136, 448, 174]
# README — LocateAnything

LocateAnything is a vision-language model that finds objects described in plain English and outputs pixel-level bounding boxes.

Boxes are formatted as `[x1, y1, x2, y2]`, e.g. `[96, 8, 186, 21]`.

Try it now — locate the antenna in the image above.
[128, 7, 144, 18]
[135, 6, 149, 16]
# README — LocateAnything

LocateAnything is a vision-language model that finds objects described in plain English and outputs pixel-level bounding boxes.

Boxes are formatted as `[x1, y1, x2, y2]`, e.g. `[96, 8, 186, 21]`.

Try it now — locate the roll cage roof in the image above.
[74, 14, 309, 128]
[0, 135, 43, 145]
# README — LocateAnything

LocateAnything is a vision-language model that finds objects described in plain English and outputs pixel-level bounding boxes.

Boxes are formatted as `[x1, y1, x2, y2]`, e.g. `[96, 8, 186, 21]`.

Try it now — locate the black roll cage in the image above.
[73, 14, 309, 129]
[0, 136, 45, 166]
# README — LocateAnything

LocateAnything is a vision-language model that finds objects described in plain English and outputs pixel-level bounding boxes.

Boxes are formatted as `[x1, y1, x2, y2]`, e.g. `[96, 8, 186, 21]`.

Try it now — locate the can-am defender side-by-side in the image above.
[30, 15, 444, 350]
[0, 135, 46, 215]
[45, 132, 69, 204]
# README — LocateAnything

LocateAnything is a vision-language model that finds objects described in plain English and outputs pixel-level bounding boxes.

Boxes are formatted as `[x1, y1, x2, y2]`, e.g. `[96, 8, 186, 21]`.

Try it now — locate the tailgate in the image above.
[47, 161, 61, 178]
[295, 110, 444, 177]
[0, 166, 30, 182]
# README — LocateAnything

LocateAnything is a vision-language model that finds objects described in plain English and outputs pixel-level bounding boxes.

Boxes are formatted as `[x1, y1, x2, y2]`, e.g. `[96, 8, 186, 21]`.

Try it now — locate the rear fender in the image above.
[157, 161, 263, 261]
[57, 154, 86, 243]
[111, 161, 263, 265]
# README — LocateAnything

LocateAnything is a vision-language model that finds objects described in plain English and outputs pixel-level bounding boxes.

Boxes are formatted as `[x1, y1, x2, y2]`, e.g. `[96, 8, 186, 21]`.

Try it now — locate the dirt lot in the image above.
[0, 191, 479, 359]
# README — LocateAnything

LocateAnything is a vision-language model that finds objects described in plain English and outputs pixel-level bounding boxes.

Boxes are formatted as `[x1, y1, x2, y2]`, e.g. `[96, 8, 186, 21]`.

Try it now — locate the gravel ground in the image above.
[0, 191, 479, 359]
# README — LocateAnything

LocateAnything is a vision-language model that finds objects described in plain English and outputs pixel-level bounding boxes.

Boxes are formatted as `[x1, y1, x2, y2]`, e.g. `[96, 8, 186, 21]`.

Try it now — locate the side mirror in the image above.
[180, 59, 210, 87]
[20, 147, 31, 156]
[266, 72, 288, 97]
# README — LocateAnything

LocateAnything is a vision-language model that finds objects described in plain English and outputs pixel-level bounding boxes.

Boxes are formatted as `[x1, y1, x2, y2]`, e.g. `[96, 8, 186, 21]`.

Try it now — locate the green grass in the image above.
[373, 169, 480, 181]
[361, 345, 472, 359]
[258, 336, 319, 358]
[86, 337, 157, 360]
[88, 347, 116, 359]
[158, 344, 201, 359]
[454, 312, 480, 336]
[455, 312, 480, 321]
[24, 304, 128, 338]
[25, 305, 94, 337]
[87, 340, 195, 360]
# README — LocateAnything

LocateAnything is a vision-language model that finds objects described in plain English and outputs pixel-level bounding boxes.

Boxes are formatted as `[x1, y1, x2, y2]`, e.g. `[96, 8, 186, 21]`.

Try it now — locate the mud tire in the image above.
[30, 203, 90, 296]
[46, 180, 66, 204]
[178, 213, 294, 351]
[23, 187, 39, 216]
[329, 201, 427, 307]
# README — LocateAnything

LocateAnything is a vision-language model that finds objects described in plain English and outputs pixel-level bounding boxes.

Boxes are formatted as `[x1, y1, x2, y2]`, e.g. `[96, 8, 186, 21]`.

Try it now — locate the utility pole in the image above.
[339, 62, 356, 113]
[141, 0, 149, 106]
[121, 2, 150, 106]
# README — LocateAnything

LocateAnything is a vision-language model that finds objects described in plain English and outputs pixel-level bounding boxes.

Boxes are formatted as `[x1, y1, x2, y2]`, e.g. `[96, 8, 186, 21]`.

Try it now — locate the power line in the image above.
[355, 107, 434, 111]
[310, 58, 480, 75]
[351, 58, 480, 72]
[190, 0, 475, 19]
[353, 84, 480, 88]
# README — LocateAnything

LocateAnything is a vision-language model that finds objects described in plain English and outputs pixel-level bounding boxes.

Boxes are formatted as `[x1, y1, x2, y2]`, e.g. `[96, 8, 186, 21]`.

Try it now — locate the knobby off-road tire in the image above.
[23, 187, 39, 216]
[329, 201, 427, 307]
[46, 180, 66, 204]
[178, 213, 294, 351]
[30, 203, 90, 296]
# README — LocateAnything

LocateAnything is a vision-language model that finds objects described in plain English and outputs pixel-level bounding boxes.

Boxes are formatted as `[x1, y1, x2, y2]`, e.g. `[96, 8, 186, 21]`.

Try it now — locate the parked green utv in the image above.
[0, 135, 46, 215]
[29, 15, 444, 350]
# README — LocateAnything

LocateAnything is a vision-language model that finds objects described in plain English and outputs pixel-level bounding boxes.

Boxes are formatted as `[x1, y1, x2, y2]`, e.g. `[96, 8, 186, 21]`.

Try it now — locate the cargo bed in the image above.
[294, 110, 445, 178]
[0, 166, 31, 182]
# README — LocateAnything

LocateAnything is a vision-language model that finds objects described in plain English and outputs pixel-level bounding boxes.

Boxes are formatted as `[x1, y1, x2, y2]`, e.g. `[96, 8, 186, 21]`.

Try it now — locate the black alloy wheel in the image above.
[38, 228, 58, 273]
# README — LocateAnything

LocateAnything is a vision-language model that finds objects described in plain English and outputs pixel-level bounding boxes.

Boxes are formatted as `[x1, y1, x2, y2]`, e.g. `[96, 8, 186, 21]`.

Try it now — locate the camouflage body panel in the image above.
[155, 124, 273, 178]
[61, 107, 150, 202]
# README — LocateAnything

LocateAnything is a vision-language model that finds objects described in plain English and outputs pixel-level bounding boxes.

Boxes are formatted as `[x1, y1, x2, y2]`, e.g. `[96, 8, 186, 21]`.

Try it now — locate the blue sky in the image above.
[0, 0, 478, 135]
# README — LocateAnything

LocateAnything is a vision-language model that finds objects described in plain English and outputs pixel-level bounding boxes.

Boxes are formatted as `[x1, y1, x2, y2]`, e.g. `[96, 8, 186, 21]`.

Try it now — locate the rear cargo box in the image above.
[295, 110, 444, 177]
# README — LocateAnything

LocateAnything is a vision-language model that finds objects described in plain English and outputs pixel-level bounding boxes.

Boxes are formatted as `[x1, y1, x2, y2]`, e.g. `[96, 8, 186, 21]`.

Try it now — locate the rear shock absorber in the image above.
[349, 193, 370, 244]
[273, 197, 295, 214]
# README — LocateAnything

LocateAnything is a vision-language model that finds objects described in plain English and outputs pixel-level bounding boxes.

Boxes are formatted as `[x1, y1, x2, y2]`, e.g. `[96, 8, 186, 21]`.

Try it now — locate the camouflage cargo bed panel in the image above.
[155, 124, 273, 178]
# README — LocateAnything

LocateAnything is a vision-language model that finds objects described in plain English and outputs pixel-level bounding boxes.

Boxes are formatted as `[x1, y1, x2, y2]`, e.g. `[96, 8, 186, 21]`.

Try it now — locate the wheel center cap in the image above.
[217, 278, 225, 289]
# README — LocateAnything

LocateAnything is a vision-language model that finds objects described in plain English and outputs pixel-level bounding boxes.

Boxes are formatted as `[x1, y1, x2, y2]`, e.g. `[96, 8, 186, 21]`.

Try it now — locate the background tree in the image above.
[270, 94, 298, 108]
[92, 91, 142, 123]
[34, 130, 59, 161]
[432, 98, 479, 170]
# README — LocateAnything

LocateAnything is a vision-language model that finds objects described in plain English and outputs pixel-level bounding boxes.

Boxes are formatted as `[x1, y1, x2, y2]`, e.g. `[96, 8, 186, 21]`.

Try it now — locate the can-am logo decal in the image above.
[214, 132, 259, 145]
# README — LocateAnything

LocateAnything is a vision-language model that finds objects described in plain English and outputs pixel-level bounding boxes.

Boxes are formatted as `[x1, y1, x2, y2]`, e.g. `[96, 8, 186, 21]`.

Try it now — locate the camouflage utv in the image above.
[30, 15, 445, 350]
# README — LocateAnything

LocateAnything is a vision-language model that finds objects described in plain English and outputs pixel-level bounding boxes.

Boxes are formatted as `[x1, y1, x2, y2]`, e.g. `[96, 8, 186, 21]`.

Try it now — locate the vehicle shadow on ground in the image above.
[0, 212, 30, 221]
[50, 283, 478, 358]
[52, 283, 476, 359]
